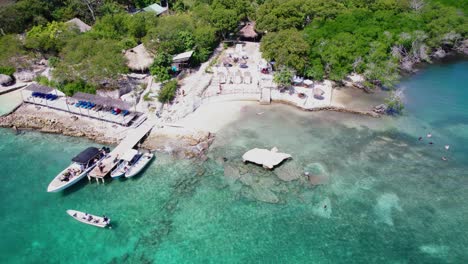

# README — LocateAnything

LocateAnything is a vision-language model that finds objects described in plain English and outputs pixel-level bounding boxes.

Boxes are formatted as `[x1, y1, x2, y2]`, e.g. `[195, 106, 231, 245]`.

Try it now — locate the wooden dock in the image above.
[88, 121, 154, 182]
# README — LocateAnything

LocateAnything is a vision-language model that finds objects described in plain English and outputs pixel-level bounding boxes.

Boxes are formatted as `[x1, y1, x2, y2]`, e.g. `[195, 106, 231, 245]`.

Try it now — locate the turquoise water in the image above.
[1, 61, 468, 263]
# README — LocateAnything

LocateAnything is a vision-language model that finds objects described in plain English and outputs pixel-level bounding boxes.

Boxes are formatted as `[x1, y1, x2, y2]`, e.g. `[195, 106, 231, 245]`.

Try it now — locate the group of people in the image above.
[418, 132, 450, 161]
[95, 148, 111, 173]
[73, 212, 110, 226]
[60, 167, 82, 182]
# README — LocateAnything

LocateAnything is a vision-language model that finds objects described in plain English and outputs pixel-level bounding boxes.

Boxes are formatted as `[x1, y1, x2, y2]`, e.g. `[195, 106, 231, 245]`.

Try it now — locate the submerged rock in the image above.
[374, 193, 403, 226]
[419, 245, 449, 258]
[304, 162, 328, 185]
[312, 197, 332, 218]
[223, 164, 241, 181]
[274, 160, 301, 181]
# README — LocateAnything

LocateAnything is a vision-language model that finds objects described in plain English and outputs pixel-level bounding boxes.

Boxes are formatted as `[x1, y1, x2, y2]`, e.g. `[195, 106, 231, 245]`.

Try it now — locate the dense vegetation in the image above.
[158, 79, 178, 103]
[0, 0, 466, 94]
[259, 0, 467, 87]
[0, 0, 247, 94]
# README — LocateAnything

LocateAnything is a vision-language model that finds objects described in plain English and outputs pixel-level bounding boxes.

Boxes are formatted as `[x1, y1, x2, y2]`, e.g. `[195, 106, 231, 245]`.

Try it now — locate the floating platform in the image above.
[242, 147, 291, 169]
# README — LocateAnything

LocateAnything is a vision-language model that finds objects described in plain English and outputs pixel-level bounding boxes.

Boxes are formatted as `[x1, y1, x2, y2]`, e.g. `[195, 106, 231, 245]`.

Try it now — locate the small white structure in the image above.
[173, 50, 194, 63]
[242, 147, 291, 169]
[172, 50, 194, 70]
[303, 79, 313, 87]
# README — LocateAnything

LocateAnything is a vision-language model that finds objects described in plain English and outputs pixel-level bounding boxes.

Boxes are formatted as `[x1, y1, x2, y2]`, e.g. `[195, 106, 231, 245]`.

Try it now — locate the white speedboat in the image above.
[110, 149, 139, 178]
[125, 152, 154, 178]
[66, 210, 110, 228]
[47, 147, 106, 192]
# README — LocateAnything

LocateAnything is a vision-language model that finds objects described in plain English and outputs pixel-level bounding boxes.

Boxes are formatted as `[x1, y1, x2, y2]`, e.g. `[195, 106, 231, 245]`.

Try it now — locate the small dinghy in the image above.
[125, 152, 154, 178]
[110, 149, 139, 178]
[66, 210, 111, 228]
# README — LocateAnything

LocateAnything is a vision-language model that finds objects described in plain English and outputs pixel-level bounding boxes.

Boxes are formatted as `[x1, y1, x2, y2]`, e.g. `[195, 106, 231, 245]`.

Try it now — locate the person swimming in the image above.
[427, 133, 432, 138]
[442, 156, 448, 161]
[418, 136, 423, 141]
[445, 145, 450, 150]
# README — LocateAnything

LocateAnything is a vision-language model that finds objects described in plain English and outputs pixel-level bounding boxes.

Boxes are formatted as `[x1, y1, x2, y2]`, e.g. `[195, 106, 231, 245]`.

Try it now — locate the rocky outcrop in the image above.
[0, 74, 13, 86]
[271, 100, 381, 118]
[13, 71, 35, 82]
[373, 104, 388, 114]
[142, 130, 215, 160]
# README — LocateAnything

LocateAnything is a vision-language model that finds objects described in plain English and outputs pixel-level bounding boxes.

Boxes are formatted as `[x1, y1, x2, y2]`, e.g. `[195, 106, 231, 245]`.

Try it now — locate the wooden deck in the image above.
[88, 121, 154, 180]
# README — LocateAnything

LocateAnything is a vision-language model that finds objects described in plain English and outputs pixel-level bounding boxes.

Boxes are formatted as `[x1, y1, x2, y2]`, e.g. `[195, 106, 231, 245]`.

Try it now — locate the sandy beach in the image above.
[176, 101, 256, 133]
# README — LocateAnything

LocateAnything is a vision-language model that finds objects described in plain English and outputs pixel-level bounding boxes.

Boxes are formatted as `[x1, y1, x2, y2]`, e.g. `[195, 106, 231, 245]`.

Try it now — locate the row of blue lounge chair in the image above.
[111, 109, 130, 116]
[75, 100, 130, 116]
[32, 92, 58, 100]
[75, 101, 96, 109]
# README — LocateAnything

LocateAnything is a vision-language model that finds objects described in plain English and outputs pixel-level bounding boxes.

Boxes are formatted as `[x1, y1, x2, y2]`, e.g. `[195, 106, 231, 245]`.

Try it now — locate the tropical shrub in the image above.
[158, 79, 178, 103]
[0, 66, 15, 76]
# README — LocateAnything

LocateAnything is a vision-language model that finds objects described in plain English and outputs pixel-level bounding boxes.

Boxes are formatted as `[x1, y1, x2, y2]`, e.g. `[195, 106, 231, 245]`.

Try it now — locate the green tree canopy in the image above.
[25, 21, 79, 54]
[260, 29, 310, 74]
[149, 52, 173, 82]
[0, 34, 32, 69]
[273, 66, 294, 88]
[53, 35, 128, 87]
[144, 14, 196, 54]
[158, 79, 178, 103]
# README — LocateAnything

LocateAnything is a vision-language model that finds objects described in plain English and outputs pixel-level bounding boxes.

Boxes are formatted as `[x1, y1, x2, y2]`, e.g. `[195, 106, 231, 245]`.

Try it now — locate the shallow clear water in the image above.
[1, 61, 468, 263]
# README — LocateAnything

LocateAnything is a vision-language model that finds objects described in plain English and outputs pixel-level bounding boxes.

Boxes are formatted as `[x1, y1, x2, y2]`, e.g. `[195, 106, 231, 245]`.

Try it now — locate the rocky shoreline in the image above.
[0, 109, 119, 144]
[271, 100, 381, 118]
[0, 104, 215, 160]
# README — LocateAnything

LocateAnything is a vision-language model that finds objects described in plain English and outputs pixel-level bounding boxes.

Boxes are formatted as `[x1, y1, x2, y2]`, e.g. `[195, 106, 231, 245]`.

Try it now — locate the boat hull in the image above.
[110, 161, 126, 178]
[111, 171, 125, 178]
[125, 153, 154, 178]
[66, 210, 110, 228]
[47, 163, 95, 192]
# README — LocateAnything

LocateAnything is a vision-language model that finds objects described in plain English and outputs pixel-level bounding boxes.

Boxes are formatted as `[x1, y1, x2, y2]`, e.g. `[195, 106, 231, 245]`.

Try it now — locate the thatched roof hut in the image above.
[124, 44, 154, 72]
[26, 83, 54, 93]
[239, 22, 258, 39]
[72, 92, 132, 110]
[66, 18, 91, 33]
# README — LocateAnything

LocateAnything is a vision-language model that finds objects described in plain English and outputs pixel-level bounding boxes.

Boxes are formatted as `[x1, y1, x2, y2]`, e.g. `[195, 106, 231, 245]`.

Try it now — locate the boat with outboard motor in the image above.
[47, 147, 109, 192]
[125, 152, 154, 178]
[110, 149, 139, 178]
[66, 210, 111, 228]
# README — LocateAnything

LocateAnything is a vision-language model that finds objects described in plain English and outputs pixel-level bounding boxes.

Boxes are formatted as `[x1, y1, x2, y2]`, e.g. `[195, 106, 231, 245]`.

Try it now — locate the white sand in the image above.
[332, 86, 388, 110]
[176, 101, 255, 133]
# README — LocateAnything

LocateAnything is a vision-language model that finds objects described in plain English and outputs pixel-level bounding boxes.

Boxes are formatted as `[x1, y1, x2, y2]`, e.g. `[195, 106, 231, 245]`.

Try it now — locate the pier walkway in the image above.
[88, 121, 154, 181]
